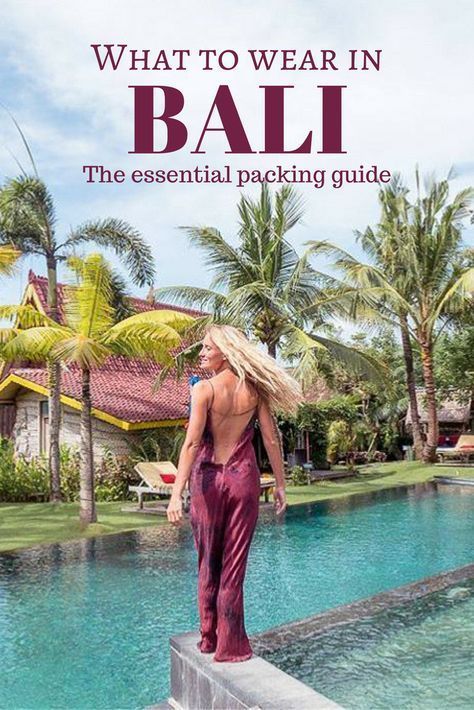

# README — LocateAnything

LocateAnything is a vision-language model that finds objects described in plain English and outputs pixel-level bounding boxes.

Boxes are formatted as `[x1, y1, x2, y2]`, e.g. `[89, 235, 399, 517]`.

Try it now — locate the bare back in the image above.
[205, 373, 259, 465]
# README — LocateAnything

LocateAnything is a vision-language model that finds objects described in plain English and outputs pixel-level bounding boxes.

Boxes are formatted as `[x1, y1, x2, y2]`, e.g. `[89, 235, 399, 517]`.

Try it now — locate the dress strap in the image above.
[206, 379, 215, 412]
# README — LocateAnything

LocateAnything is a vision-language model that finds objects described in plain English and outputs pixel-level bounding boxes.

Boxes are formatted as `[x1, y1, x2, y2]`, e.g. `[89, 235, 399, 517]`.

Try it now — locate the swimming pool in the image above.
[261, 574, 474, 709]
[0, 482, 472, 709]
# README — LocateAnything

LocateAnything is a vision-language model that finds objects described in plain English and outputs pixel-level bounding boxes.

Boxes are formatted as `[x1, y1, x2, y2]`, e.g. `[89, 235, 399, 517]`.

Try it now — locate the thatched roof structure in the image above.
[405, 388, 472, 425]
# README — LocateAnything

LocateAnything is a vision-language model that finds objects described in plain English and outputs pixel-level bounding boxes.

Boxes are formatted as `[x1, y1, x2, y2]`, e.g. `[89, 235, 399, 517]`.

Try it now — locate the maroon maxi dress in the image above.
[189, 381, 261, 662]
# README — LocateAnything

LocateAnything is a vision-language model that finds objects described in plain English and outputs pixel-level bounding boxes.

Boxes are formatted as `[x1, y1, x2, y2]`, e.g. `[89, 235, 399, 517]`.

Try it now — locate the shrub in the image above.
[0, 438, 49, 501]
[289, 464, 310, 486]
[327, 420, 352, 465]
[95, 449, 138, 501]
[126, 426, 186, 465]
[58, 445, 81, 501]
[0, 425, 190, 502]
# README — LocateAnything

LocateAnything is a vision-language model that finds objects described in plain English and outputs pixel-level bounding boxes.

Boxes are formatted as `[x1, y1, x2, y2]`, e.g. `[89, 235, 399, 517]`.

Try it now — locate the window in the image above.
[39, 400, 49, 455]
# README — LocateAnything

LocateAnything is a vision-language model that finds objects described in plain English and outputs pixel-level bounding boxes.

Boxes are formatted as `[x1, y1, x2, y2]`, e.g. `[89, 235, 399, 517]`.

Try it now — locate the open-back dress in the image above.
[189, 379, 261, 662]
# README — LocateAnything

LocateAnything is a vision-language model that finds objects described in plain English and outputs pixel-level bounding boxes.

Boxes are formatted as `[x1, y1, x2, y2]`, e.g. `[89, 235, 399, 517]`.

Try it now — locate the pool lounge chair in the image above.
[259, 474, 276, 502]
[130, 461, 191, 511]
[436, 434, 474, 464]
[130, 463, 276, 510]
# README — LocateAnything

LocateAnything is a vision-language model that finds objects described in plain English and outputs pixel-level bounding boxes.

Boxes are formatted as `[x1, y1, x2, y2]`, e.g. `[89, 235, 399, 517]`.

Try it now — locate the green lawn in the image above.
[0, 501, 168, 553]
[0, 461, 472, 553]
[284, 460, 473, 504]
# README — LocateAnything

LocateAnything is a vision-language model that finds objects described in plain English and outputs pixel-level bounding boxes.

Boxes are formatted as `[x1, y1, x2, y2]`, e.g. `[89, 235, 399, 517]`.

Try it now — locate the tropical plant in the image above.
[306, 170, 474, 462]
[0, 437, 49, 502]
[327, 420, 354, 467]
[154, 182, 383, 387]
[126, 426, 186, 466]
[0, 440, 140, 504]
[288, 464, 310, 486]
[0, 168, 155, 503]
[0, 253, 194, 524]
[276, 395, 360, 469]
[333, 330, 411, 458]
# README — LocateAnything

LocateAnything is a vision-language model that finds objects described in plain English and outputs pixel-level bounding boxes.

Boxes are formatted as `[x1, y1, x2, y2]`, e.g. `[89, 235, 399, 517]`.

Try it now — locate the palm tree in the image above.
[155, 183, 383, 386]
[306, 170, 474, 463]
[0, 176, 156, 502]
[0, 253, 194, 524]
[354, 174, 425, 459]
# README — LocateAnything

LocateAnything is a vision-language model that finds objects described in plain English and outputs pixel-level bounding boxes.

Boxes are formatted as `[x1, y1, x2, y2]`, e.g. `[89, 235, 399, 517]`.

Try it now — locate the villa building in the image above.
[0, 271, 205, 461]
[405, 387, 474, 446]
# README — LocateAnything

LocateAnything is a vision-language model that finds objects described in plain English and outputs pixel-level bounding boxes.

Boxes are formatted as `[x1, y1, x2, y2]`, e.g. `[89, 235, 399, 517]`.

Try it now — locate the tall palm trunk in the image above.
[47, 361, 62, 501]
[46, 256, 62, 502]
[267, 341, 277, 358]
[399, 313, 424, 459]
[419, 333, 438, 463]
[79, 367, 97, 525]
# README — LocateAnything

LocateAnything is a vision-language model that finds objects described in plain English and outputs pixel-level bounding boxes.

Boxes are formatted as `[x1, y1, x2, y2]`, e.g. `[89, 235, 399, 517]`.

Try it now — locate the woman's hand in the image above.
[273, 486, 287, 516]
[167, 495, 183, 525]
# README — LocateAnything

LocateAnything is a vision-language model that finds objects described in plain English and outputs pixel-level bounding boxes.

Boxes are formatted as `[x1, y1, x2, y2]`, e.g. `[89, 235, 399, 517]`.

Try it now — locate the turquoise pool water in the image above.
[0, 482, 473, 709]
[263, 576, 474, 709]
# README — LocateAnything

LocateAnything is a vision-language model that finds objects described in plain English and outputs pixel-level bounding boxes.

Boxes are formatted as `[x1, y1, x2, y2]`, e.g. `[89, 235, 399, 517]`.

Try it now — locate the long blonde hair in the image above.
[205, 325, 303, 416]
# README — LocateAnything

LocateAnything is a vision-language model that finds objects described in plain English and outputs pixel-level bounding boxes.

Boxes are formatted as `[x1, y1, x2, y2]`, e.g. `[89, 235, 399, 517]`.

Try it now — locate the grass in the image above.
[284, 460, 471, 504]
[0, 501, 167, 553]
[1, 461, 472, 553]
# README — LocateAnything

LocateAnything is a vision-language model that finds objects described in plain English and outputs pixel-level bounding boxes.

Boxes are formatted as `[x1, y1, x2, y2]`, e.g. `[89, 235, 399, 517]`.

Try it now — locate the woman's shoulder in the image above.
[191, 379, 214, 398]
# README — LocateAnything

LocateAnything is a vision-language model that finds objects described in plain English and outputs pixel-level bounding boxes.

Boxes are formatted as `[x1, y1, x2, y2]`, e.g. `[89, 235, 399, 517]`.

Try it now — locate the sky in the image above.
[0, 0, 473, 312]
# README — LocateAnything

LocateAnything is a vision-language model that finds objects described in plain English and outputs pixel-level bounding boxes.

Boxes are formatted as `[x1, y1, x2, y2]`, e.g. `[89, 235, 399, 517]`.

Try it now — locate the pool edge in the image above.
[250, 561, 474, 654]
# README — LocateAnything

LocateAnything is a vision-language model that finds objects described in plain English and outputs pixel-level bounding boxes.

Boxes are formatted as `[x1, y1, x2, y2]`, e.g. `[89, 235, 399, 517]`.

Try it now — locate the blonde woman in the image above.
[167, 324, 302, 663]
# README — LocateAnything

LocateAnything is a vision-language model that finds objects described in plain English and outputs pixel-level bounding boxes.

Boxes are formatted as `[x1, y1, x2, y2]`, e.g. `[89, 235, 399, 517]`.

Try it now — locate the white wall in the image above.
[12, 390, 141, 461]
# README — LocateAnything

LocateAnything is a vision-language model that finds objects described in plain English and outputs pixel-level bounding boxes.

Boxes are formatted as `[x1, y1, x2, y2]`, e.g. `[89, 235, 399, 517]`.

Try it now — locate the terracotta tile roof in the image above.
[7, 272, 208, 425]
[26, 270, 203, 321]
[11, 363, 206, 423]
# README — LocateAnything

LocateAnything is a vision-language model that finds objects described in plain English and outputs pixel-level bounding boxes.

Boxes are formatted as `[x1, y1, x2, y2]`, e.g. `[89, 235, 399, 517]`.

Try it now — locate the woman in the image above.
[167, 325, 302, 662]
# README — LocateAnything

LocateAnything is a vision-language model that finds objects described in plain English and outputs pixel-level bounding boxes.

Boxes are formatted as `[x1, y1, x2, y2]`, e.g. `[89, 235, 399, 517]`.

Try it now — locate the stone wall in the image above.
[12, 390, 141, 461]
[60, 406, 141, 460]
[13, 391, 41, 459]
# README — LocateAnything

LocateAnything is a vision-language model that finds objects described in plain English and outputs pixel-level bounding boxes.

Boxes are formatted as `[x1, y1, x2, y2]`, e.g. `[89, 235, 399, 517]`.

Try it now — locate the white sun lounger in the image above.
[129, 461, 190, 511]
[130, 462, 277, 512]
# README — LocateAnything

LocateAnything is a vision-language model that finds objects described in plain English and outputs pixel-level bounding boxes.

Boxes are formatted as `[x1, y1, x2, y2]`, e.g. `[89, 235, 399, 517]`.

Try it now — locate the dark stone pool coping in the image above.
[433, 475, 474, 486]
[249, 561, 474, 655]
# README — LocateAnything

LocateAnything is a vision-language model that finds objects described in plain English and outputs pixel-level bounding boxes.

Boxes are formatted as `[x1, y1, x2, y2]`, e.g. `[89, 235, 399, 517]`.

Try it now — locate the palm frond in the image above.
[152, 339, 203, 391]
[62, 217, 156, 287]
[1, 326, 70, 362]
[0, 244, 21, 276]
[0, 304, 61, 329]
[153, 285, 224, 312]
[103, 309, 195, 358]
[1, 106, 39, 176]
[63, 253, 115, 338]
[273, 184, 306, 235]
[52, 336, 112, 368]
[430, 267, 474, 327]
[282, 326, 387, 385]
[180, 226, 254, 286]
[0, 176, 56, 252]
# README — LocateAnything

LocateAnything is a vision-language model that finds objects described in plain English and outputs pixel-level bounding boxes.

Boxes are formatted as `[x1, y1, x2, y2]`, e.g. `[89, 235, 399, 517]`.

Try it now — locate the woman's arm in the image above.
[168, 381, 210, 519]
[257, 397, 285, 489]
